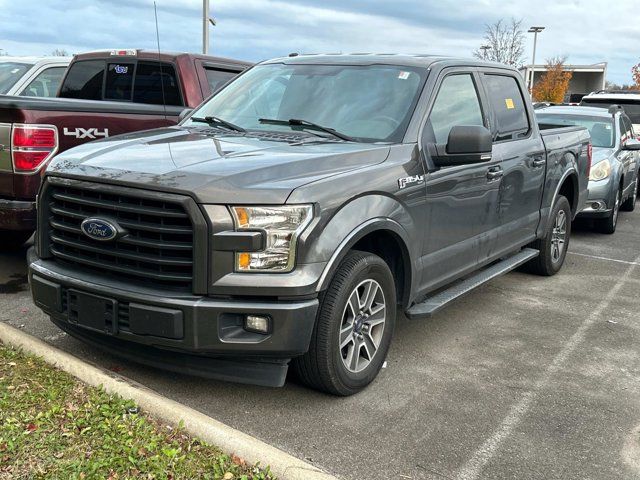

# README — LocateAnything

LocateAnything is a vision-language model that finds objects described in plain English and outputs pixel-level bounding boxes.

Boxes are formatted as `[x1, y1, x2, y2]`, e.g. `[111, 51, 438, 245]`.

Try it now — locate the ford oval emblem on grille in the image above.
[80, 218, 118, 242]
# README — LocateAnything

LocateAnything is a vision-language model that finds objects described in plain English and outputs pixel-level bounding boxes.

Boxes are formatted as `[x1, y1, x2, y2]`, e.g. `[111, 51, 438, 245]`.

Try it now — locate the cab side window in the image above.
[483, 74, 530, 142]
[426, 74, 484, 144]
[20, 67, 66, 97]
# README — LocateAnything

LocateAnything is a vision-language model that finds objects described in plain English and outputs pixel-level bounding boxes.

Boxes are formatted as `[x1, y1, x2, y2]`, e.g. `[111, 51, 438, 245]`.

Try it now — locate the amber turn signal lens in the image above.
[237, 252, 251, 269]
[235, 207, 249, 227]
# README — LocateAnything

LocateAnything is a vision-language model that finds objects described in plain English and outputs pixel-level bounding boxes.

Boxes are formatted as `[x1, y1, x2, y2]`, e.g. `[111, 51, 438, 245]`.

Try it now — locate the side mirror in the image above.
[431, 126, 493, 167]
[178, 108, 193, 123]
[623, 138, 640, 151]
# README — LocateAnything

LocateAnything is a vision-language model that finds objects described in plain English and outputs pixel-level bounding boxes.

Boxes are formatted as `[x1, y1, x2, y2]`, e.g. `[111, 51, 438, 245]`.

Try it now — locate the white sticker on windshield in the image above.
[10, 68, 19, 74]
[398, 71, 410, 80]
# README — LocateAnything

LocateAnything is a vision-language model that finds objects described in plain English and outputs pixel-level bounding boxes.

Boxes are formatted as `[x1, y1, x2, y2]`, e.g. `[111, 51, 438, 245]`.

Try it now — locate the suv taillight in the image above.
[11, 124, 58, 173]
[586, 143, 592, 179]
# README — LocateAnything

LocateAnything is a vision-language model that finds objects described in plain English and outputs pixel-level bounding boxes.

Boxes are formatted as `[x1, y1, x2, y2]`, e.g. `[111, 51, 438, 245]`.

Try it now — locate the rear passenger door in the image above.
[479, 71, 546, 261]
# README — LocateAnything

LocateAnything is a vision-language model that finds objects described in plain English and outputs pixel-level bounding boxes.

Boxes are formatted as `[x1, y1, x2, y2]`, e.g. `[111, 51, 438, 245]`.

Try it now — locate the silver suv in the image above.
[537, 105, 640, 233]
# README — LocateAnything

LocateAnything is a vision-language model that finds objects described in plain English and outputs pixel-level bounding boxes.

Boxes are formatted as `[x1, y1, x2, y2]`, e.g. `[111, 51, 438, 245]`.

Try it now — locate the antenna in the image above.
[153, 1, 168, 121]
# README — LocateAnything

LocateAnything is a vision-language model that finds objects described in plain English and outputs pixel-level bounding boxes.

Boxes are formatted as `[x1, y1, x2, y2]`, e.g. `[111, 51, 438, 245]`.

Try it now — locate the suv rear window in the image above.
[484, 74, 530, 141]
[59, 60, 104, 100]
[581, 98, 640, 125]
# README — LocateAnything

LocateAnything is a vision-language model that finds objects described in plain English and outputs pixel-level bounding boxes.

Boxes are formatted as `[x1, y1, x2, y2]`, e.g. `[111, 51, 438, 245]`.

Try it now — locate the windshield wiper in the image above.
[191, 116, 246, 133]
[258, 118, 356, 142]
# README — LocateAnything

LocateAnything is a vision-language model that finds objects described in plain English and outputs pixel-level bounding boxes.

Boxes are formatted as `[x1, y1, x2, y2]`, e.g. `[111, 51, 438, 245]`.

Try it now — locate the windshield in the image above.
[186, 63, 428, 143]
[536, 113, 614, 148]
[0, 62, 31, 94]
[581, 98, 640, 125]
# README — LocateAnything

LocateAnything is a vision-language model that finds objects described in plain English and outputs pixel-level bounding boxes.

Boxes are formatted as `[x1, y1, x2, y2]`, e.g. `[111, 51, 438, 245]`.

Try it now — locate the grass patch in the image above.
[0, 344, 274, 480]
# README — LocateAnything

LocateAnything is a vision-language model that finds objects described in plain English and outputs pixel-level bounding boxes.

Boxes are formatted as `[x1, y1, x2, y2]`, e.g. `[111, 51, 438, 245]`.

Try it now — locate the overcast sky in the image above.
[0, 0, 637, 85]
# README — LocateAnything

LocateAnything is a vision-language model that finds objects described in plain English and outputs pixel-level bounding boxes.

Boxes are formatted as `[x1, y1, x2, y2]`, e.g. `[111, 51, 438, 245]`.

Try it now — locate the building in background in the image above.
[520, 62, 607, 102]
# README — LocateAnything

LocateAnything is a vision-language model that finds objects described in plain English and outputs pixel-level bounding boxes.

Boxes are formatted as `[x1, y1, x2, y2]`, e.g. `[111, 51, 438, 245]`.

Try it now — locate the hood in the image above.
[46, 126, 391, 204]
[591, 146, 615, 166]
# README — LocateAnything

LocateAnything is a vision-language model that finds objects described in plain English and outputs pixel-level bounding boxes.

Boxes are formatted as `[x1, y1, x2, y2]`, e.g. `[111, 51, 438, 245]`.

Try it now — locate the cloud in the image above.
[0, 0, 637, 84]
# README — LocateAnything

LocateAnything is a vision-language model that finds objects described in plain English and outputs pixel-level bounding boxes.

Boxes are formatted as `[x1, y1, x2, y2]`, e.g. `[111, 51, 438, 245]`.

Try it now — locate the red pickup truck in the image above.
[0, 49, 251, 246]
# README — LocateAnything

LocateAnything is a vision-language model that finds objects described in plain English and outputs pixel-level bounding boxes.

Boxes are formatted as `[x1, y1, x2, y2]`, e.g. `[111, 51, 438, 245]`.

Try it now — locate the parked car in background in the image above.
[0, 56, 71, 97]
[29, 54, 589, 395]
[537, 105, 640, 233]
[0, 49, 251, 247]
[581, 92, 640, 136]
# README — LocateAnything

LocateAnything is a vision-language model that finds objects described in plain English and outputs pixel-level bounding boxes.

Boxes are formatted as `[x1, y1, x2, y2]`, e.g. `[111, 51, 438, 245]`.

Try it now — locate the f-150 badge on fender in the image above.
[398, 174, 425, 189]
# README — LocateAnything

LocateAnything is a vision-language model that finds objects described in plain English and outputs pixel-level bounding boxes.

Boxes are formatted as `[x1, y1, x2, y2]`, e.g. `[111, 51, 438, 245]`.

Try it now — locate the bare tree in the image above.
[473, 18, 526, 67]
[51, 48, 68, 57]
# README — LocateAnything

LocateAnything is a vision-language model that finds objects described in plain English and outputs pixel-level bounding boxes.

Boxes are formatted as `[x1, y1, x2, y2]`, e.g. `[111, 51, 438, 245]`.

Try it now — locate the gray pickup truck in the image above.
[28, 55, 590, 395]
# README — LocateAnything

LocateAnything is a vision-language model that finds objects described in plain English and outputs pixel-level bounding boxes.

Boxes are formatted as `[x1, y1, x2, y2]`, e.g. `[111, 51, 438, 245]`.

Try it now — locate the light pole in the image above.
[527, 26, 545, 92]
[202, 0, 217, 54]
[480, 45, 491, 60]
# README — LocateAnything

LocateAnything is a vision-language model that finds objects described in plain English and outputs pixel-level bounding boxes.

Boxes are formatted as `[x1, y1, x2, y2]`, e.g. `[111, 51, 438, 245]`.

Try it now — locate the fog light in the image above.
[244, 315, 271, 334]
[592, 202, 600, 210]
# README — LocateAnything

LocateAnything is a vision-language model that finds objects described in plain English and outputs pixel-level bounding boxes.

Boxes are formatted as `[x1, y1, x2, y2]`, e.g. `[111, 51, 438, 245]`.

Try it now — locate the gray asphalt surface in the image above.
[2, 213, 640, 480]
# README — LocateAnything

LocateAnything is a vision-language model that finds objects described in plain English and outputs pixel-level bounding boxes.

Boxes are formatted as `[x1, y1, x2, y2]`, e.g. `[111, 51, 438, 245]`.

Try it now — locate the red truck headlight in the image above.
[11, 124, 59, 174]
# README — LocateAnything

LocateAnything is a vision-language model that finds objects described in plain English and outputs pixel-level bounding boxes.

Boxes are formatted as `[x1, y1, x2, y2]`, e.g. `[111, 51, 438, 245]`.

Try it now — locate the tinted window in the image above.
[205, 68, 237, 93]
[427, 74, 484, 144]
[133, 62, 182, 106]
[105, 62, 134, 101]
[20, 67, 66, 97]
[484, 74, 529, 141]
[581, 98, 640, 125]
[59, 60, 104, 100]
[536, 113, 614, 148]
[190, 63, 427, 143]
[0, 62, 31, 94]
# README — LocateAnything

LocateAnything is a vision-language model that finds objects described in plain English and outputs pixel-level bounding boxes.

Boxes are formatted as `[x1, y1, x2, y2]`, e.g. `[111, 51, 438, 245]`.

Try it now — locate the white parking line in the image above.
[569, 251, 640, 266]
[455, 253, 640, 480]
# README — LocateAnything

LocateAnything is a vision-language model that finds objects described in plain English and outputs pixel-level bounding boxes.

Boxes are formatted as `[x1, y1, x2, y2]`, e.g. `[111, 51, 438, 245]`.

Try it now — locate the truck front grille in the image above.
[46, 182, 195, 290]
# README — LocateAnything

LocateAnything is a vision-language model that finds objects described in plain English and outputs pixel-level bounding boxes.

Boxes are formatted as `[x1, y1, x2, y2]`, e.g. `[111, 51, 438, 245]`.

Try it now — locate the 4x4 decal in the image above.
[63, 127, 109, 139]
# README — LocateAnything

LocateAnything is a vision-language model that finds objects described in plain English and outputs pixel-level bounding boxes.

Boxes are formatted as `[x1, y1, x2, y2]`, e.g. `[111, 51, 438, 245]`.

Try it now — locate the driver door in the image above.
[420, 70, 501, 293]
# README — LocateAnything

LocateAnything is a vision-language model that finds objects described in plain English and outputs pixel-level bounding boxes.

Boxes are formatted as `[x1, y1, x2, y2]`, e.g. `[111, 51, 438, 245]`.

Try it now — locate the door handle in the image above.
[532, 157, 546, 167]
[486, 167, 503, 181]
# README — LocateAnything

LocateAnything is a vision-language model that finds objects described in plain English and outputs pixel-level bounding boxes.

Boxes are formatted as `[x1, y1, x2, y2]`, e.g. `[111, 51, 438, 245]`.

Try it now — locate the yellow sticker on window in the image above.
[505, 98, 515, 109]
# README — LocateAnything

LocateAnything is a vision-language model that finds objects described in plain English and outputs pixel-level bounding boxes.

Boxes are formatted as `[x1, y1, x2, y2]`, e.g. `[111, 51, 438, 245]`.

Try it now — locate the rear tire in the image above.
[292, 250, 396, 396]
[596, 187, 621, 234]
[621, 176, 638, 212]
[523, 195, 571, 276]
[0, 231, 33, 250]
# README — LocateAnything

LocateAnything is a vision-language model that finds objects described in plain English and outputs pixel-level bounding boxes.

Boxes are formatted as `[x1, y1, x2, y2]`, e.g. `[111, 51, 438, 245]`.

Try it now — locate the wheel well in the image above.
[558, 174, 578, 215]
[351, 230, 411, 307]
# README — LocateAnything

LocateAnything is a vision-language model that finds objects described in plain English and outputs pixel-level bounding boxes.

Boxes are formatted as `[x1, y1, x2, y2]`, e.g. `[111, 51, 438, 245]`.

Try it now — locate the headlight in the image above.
[230, 205, 313, 272]
[589, 160, 611, 181]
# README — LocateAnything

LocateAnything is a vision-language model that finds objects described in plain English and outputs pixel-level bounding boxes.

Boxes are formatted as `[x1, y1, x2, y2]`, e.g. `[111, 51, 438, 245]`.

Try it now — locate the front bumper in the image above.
[578, 179, 614, 219]
[0, 198, 36, 231]
[28, 249, 319, 387]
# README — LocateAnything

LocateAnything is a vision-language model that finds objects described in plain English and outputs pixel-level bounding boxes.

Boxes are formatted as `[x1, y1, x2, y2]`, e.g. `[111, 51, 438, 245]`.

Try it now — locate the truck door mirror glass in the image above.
[623, 138, 640, 151]
[178, 108, 193, 123]
[431, 125, 493, 167]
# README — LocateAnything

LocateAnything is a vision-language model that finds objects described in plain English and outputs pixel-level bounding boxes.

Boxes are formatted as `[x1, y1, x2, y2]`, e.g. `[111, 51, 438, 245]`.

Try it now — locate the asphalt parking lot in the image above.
[2, 212, 640, 480]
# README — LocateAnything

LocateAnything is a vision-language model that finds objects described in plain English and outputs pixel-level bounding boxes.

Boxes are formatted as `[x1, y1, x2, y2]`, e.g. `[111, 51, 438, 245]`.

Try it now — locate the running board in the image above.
[405, 248, 539, 319]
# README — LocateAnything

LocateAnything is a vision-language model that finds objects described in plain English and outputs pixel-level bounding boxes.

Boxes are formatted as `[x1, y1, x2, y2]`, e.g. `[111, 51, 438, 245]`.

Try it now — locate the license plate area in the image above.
[67, 289, 117, 335]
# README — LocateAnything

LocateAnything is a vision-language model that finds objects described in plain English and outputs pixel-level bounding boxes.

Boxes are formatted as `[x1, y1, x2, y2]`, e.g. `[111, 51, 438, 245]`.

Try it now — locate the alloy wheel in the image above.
[551, 209, 567, 263]
[339, 279, 386, 373]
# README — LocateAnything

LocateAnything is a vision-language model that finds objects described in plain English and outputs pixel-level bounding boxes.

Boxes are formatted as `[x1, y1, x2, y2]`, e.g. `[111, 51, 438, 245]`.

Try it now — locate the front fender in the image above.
[299, 194, 419, 297]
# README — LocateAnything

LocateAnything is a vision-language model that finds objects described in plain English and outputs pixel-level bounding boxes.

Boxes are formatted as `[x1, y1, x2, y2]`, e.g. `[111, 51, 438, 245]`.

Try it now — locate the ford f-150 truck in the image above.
[0, 49, 251, 246]
[28, 54, 590, 395]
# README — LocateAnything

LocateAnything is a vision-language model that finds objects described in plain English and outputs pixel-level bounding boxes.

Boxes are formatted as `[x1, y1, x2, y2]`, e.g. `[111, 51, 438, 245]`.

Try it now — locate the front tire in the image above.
[523, 195, 571, 276]
[292, 250, 396, 396]
[621, 176, 638, 212]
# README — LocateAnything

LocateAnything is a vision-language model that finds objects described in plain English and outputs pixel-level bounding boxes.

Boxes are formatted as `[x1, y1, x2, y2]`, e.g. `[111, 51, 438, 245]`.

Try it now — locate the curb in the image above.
[0, 322, 338, 480]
